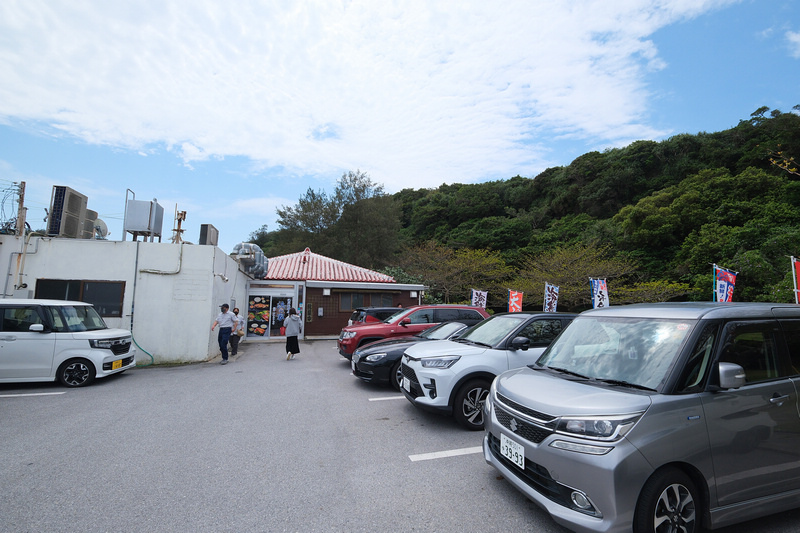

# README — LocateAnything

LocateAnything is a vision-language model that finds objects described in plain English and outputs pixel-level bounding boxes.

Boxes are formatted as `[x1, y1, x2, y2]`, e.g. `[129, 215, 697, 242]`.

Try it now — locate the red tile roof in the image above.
[266, 248, 396, 283]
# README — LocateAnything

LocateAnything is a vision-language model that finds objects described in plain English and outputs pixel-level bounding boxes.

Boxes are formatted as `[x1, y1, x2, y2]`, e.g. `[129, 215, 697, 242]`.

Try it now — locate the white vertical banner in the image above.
[543, 282, 559, 312]
[590, 278, 609, 308]
[471, 289, 488, 308]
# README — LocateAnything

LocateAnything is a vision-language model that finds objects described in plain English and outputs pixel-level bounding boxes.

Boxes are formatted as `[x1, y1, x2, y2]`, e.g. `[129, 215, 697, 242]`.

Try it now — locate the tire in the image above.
[57, 359, 96, 387]
[633, 467, 699, 533]
[453, 379, 491, 431]
[391, 361, 403, 391]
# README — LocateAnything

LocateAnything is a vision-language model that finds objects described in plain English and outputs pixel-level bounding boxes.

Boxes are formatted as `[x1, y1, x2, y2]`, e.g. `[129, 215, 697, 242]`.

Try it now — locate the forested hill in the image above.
[254, 107, 800, 308]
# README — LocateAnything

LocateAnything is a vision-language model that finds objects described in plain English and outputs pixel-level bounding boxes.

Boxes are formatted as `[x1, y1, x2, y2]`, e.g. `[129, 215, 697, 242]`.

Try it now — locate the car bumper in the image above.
[96, 351, 137, 378]
[351, 359, 393, 386]
[482, 398, 651, 533]
[338, 341, 355, 359]
[400, 362, 453, 414]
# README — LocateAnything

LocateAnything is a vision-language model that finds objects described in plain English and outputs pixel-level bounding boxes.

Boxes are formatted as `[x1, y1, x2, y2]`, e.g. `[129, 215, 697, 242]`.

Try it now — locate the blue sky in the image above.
[1, 0, 799, 254]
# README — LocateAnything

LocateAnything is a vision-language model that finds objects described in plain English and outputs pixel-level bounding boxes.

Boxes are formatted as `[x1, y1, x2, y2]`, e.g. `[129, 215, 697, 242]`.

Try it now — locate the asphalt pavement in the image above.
[2, 340, 800, 532]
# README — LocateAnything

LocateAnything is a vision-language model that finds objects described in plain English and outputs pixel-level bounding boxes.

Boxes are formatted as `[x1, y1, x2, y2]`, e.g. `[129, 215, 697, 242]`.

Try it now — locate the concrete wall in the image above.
[0, 235, 248, 364]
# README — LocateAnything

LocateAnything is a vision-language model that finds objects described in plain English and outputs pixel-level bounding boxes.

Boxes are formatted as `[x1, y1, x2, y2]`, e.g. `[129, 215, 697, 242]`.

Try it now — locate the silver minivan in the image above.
[483, 302, 800, 533]
[0, 299, 136, 387]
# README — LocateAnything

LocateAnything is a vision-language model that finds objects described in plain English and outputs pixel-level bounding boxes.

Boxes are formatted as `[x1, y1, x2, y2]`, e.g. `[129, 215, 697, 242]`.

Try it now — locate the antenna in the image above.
[94, 219, 109, 239]
[172, 205, 187, 244]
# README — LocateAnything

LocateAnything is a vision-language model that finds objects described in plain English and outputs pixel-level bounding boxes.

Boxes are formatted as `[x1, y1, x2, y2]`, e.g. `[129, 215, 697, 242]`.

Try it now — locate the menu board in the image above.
[248, 296, 270, 336]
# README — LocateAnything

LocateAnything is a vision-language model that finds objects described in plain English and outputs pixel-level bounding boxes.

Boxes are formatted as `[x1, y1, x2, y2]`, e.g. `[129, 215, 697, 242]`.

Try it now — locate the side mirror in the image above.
[718, 362, 746, 389]
[510, 336, 530, 351]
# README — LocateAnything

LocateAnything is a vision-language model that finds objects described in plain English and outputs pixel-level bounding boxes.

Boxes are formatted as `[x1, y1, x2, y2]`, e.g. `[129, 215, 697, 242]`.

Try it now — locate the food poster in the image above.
[247, 296, 270, 336]
[271, 298, 293, 336]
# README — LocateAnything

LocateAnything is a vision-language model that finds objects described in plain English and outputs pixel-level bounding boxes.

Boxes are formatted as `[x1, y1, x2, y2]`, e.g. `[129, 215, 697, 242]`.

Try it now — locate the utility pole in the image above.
[16, 181, 26, 236]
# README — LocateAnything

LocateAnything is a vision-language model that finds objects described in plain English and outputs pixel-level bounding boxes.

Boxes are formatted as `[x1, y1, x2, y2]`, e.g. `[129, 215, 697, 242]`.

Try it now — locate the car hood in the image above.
[404, 339, 488, 358]
[495, 367, 653, 417]
[357, 336, 426, 354]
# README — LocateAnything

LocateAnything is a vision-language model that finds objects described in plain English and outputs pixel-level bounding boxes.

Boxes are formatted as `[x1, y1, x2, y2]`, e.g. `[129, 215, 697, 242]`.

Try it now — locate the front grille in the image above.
[497, 393, 556, 422]
[487, 433, 571, 507]
[110, 341, 131, 355]
[401, 363, 422, 398]
[495, 405, 553, 444]
[103, 356, 134, 371]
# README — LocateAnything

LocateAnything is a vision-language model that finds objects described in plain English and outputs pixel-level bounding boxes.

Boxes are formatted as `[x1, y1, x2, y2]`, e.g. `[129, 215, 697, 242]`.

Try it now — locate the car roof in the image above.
[579, 302, 800, 320]
[0, 299, 90, 306]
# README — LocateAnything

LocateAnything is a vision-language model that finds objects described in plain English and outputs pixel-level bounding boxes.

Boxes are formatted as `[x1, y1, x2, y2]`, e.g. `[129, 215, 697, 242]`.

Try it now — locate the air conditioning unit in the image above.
[48, 186, 88, 238]
[199, 224, 219, 246]
[82, 209, 98, 239]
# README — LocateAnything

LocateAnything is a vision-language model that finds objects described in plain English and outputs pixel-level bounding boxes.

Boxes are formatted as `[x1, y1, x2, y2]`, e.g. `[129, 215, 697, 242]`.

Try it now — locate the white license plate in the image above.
[501, 433, 525, 470]
[403, 377, 411, 392]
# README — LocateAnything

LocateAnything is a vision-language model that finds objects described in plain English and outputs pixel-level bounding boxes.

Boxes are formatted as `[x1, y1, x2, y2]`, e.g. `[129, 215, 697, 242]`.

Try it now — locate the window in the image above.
[718, 321, 783, 383]
[35, 279, 125, 318]
[676, 322, 719, 392]
[407, 309, 435, 324]
[519, 319, 563, 346]
[371, 293, 393, 307]
[339, 293, 365, 311]
[435, 309, 460, 322]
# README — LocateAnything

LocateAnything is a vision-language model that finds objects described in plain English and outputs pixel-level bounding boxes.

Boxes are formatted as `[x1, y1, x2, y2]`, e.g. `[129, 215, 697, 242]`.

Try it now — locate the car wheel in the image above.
[391, 361, 403, 391]
[453, 379, 491, 430]
[57, 359, 96, 387]
[633, 467, 699, 533]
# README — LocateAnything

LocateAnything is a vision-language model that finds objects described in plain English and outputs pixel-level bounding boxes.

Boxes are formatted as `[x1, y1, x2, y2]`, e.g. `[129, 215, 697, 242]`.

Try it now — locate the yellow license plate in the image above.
[112, 359, 122, 370]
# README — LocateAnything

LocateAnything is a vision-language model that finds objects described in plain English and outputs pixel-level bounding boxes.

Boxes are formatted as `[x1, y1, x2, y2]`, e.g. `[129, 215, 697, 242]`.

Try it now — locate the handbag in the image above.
[237, 329, 244, 337]
[279, 326, 286, 336]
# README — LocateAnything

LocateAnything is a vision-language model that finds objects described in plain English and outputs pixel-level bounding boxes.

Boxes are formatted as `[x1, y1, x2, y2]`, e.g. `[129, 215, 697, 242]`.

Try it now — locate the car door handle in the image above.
[770, 394, 790, 407]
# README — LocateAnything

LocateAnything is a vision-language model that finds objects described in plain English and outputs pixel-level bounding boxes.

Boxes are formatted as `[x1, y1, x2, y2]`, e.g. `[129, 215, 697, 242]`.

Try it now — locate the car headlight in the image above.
[365, 352, 388, 362]
[420, 356, 461, 369]
[555, 414, 642, 441]
[341, 331, 356, 339]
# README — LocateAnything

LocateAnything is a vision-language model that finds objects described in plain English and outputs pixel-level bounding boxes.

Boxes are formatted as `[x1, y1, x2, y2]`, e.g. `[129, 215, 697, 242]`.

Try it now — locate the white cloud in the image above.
[788, 30, 800, 58]
[0, 0, 739, 191]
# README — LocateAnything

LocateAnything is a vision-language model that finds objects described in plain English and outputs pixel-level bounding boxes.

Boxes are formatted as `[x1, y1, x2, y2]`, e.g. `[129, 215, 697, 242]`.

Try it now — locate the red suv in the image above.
[338, 304, 490, 359]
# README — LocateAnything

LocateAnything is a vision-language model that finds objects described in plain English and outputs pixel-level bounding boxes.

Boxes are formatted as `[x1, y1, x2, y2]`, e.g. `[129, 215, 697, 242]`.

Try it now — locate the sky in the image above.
[0, 0, 799, 254]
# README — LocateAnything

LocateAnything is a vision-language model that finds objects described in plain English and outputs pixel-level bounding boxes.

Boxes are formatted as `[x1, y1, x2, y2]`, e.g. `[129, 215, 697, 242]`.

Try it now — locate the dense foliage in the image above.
[251, 107, 800, 311]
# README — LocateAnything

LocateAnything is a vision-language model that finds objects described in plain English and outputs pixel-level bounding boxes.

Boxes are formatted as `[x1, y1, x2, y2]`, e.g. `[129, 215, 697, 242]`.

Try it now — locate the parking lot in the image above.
[2, 339, 800, 532]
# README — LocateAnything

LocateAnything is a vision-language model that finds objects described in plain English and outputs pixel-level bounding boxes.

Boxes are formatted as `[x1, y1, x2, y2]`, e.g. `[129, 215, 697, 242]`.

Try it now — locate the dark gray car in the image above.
[483, 302, 800, 533]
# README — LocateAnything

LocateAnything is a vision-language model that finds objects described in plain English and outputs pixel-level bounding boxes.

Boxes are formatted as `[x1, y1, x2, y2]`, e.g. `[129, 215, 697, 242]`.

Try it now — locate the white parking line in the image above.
[409, 446, 483, 462]
[368, 395, 406, 402]
[0, 392, 66, 398]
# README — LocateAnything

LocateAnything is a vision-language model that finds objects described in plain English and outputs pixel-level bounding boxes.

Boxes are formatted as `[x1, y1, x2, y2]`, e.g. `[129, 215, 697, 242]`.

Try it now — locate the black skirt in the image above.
[286, 335, 300, 354]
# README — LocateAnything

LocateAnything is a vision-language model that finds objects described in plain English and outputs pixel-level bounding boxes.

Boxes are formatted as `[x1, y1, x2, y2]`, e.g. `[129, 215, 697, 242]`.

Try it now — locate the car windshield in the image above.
[48, 305, 108, 332]
[459, 315, 528, 346]
[419, 322, 465, 340]
[537, 316, 696, 391]
[385, 309, 409, 323]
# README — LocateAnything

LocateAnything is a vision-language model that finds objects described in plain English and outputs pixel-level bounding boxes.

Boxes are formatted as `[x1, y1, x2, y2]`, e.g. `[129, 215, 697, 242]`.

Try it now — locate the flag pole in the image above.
[792, 257, 799, 305]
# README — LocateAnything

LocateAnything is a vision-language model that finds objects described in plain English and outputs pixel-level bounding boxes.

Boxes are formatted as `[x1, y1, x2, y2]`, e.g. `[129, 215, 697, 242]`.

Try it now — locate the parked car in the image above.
[338, 304, 490, 359]
[352, 321, 469, 390]
[0, 299, 136, 387]
[401, 312, 576, 430]
[347, 306, 400, 326]
[483, 302, 800, 533]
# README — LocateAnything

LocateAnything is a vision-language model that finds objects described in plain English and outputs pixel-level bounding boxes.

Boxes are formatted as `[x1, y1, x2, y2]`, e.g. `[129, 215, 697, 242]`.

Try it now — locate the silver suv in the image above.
[483, 302, 800, 533]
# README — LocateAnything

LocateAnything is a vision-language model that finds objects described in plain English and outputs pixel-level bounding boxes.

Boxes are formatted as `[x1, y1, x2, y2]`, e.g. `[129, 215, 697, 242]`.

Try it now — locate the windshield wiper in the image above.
[455, 338, 493, 348]
[546, 366, 591, 380]
[594, 378, 656, 392]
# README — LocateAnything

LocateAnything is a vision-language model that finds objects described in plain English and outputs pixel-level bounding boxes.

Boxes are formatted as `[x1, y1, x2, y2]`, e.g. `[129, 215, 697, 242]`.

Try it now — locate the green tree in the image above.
[514, 243, 639, 311]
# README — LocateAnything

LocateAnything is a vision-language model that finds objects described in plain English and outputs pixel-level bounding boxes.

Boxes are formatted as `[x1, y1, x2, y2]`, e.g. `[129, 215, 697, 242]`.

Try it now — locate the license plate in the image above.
[403, 377, 411, 392]
[501, 433, 525, 470]
[112, 359, 122, 370]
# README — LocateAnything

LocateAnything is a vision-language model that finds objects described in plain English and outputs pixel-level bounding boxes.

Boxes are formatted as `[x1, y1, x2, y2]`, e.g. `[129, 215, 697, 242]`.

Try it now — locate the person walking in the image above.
[230, 307, 244, 356]
[211, 303, 236, 364]
[283, 307, 302, 360]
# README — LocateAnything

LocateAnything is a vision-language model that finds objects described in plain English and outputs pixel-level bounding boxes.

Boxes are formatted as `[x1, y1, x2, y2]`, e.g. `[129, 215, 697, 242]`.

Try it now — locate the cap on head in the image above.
[220, 303, 229, 309]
